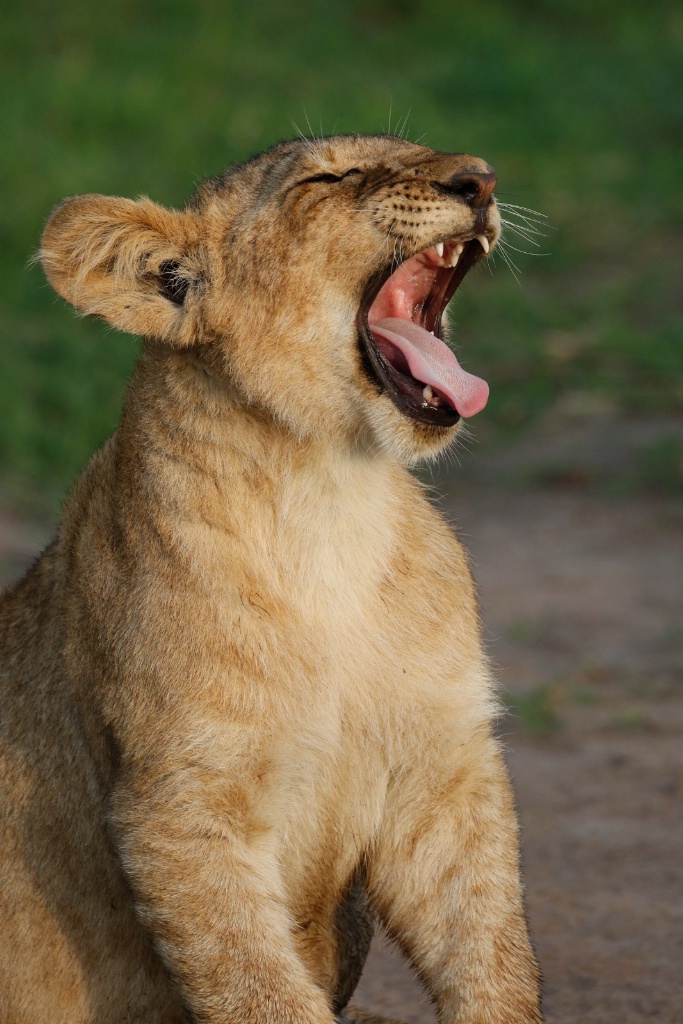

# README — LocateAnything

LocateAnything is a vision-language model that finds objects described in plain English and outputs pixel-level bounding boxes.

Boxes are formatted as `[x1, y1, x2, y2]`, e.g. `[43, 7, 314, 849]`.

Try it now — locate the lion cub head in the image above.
[40, 135, 500, 464]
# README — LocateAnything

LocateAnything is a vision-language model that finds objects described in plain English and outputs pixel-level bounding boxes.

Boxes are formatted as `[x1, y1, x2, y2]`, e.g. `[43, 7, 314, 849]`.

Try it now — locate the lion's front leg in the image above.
[366, 730, 542, 1024]
[110, 766, 335, 1024]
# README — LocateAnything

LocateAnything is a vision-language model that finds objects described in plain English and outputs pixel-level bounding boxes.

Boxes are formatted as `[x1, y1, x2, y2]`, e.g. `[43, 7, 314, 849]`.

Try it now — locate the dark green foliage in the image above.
[1, 0, 681, 503]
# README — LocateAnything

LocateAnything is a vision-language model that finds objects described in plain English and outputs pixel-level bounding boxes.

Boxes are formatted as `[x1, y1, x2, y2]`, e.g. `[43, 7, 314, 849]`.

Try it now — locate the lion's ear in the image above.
[40, 194, 203, 346]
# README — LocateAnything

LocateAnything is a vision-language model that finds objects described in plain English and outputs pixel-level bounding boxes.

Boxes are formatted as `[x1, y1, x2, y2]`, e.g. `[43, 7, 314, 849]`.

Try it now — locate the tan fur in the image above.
[0, 135, 542, 1024]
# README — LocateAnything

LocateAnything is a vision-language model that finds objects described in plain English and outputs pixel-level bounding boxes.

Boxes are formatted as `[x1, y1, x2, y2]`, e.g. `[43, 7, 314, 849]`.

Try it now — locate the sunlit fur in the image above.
[0, 135, 540, 1024]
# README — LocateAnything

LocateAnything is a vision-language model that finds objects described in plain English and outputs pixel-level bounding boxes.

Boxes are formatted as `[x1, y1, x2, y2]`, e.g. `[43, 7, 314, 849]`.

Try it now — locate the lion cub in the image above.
[0, 135, 542, 1024]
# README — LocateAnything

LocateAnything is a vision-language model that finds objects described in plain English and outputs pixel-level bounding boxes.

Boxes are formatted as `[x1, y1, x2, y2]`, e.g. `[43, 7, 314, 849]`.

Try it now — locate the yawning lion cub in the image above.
[0, 135, 542, 1024]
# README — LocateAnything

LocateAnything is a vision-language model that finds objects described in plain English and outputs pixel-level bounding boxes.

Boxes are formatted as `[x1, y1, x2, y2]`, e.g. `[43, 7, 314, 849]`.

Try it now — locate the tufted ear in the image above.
[40, 194, 204, 346]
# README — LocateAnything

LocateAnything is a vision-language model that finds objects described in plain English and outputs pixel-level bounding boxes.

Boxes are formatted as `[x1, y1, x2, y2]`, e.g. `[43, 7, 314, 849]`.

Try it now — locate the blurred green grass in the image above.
[1, 0, 682, 507]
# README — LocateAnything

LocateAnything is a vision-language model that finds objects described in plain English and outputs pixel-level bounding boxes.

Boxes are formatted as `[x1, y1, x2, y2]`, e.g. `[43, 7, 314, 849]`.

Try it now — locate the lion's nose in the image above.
[445, 170, 497, 208]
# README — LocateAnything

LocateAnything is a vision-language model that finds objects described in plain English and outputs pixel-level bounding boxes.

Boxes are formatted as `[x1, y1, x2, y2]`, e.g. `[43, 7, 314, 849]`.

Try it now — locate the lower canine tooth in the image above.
[423, 385, 434, 403]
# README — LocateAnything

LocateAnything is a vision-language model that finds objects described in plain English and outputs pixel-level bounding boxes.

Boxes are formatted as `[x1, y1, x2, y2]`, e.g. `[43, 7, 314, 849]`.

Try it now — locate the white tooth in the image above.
[476, 234, 490, 254]
[435, 242, 444, 258]
[423, 384, 434, 403]
[448, 242, 464, 265]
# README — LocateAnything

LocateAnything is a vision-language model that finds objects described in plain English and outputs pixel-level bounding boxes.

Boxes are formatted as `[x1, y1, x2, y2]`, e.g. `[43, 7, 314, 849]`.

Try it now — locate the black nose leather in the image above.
[443, 171, 497, 208]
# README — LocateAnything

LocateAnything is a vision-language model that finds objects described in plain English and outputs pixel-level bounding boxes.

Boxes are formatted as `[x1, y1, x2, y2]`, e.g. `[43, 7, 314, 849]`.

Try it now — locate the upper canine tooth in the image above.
[435, 242, 444, 258]
[476, 234, 490, 254]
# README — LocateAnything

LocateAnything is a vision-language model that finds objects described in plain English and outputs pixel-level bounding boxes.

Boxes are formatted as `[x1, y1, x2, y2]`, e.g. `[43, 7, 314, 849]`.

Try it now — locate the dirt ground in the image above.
[1, 415, 681, 1023]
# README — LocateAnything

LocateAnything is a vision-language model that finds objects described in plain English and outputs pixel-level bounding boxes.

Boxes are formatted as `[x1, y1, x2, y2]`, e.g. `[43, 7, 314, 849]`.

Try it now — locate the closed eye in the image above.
[297, 168, 362, 186]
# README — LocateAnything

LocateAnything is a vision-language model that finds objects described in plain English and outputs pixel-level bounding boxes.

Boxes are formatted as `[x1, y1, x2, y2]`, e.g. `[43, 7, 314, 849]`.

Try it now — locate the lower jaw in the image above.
[358, 323, 461, 428]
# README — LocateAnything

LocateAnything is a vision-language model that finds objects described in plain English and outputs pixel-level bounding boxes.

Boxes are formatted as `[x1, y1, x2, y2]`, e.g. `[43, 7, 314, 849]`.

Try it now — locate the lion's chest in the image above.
[235, 479, 474, 856]
[138, 460, 478, 884]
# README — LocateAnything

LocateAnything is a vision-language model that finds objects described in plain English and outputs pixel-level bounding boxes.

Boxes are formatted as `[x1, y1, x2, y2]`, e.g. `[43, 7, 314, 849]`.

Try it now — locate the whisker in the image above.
[368, 236, 389, 264]
[500, 216, 546, 239]
[499, 217, 548, 238]
[499, 239, 549, 257]
[501, 220, 542, 243]
[496, 244, 522, 285]
[291, 120, 317, 155]
[501, 223, 545, 248]
[498, 237, 522, 259]
[397, 109, 411, 140]
[497, 201, 548, 220]
[501, 217, 548, 239]
[498, 212, 548, 228]
[484, 253, 497, 277]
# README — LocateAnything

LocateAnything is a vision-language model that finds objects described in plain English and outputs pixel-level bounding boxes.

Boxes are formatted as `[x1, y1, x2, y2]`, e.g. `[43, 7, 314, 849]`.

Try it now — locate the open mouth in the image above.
[358, 237, 491, 426]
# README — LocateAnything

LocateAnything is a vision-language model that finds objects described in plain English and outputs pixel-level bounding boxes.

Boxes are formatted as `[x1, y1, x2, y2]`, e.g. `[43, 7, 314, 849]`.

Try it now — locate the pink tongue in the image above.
[369, 317, 489, 419]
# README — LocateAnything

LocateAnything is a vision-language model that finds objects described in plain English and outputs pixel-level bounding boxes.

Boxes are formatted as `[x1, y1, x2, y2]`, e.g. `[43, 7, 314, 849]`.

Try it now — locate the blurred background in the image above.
[1, 0, 682, 508]
[1, 2, 682, 1022]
